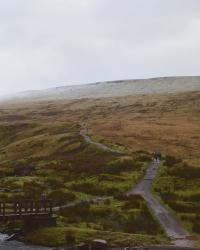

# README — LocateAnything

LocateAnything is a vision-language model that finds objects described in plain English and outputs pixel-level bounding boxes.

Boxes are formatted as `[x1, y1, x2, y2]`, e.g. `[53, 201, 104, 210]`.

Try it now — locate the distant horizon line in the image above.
[1, 74, 200, 97]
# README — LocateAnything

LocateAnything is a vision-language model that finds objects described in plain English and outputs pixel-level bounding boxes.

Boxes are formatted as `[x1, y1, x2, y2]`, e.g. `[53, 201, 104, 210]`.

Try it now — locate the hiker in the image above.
[154, 151, 161, 161]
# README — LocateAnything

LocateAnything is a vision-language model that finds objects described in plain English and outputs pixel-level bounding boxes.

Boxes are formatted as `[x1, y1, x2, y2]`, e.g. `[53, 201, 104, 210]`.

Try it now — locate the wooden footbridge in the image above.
[0, 200, 53, 221]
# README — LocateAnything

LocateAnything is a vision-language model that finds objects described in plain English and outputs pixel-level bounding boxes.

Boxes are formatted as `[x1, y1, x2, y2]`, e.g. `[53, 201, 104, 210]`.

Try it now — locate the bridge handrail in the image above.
[0, 200, 53, 218]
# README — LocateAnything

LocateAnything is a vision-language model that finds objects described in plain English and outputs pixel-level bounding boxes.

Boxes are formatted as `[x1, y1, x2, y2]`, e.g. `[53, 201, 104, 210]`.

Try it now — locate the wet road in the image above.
[127, 160, 194, 247]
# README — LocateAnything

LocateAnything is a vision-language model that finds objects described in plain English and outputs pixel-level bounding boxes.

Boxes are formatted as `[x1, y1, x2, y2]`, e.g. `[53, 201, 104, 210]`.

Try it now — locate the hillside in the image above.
[2, 76, 200, 102]
[0, 77, 199, 248]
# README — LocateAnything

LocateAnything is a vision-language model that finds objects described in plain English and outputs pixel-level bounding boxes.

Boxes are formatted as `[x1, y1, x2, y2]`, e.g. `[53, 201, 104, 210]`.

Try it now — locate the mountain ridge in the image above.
[2, 76, 200, 102]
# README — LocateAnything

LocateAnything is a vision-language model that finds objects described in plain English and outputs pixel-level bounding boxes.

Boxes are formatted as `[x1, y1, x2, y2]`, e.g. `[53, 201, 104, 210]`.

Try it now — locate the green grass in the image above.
[25, 226, 168, 247]
[58, 196, 165, 236]
[153, 157, 200, 236]
[0, 112, 164, 247]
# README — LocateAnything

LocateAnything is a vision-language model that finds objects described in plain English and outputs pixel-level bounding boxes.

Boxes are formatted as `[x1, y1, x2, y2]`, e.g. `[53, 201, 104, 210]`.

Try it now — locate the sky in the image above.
[0, 0, 200, 96]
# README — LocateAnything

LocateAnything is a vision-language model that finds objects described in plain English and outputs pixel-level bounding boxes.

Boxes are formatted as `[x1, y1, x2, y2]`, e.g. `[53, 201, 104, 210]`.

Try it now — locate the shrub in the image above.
[167, 164, 200, 179]
[164, 155, 182, 167]
[90, 206, 114, 218]
[102, 159, 142, 174]
[60, 201, 90, 218]
[45, 177, 65, 189]
[47, 189, 76, 206]
[23, 180, 44, 199]
[122, 195, 144, 210]
[167, 201, 200, 213]
[182, 192, 200, 202]
[135, 153, 152, 162]
[124, 208, 162, 235]
[192, 217, 200, 233]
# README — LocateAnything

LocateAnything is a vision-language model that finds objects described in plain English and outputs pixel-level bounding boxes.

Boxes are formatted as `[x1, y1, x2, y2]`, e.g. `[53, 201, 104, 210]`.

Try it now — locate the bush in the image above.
[69, 182, 101, 195]
[167, 164, 200, 179]
[69, 181, 122, 196]
[102, 159, 142, 174]
[122, 195, 144, 210]
[60, 201, 90, 218]
[45, 177, 65, 189]
[47, 189, 76, 206]
[192, 217, 200, 233]
[90, 206, 114, 218]
[164, 155, 182, 167]
[135, 153, 152, 162]
[23, 180, 44, 199]
[167, 201, 200, 213]
[182, 192, 200, 202]
[124, 207, 162, 235]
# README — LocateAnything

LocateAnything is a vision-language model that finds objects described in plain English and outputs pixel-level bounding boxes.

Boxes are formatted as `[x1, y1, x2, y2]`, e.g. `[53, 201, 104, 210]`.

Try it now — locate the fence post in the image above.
[3, 202, 5, 220]
[30, 201, 33, 213]
[19, 202, 22, 216]
[49, 200, 52, 215]
[44, 200, 47, 212]
[24, 201, 28, 213]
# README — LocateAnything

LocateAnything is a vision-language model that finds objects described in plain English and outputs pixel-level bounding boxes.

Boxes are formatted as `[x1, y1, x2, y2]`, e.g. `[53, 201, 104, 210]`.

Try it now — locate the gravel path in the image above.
[52, 196, 112, 212]
[127, 160, 195, 247]
[80, 125, 124, 154]
[80, 127, 196, 247]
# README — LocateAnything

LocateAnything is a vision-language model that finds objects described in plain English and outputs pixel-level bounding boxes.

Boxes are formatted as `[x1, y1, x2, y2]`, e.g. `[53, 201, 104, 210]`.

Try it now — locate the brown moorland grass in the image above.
[0, 91, 198, 247]
[83, 92, 200, 166]
[0, 91, 199, 166]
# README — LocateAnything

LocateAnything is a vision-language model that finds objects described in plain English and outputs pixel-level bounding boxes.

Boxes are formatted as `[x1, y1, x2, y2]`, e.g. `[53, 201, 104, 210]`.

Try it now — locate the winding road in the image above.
[0, 127, 196, 249]
[79, 123, 124, 154]
[80, 127, 196, 248]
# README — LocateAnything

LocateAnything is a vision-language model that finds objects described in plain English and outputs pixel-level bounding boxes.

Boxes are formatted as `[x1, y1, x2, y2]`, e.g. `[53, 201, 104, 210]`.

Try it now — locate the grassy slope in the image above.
[84, 92, 200, 166]
[25, 226, 168, 247]
[24, 195, 169, 247]
[0, 91, 199, 246]
[153, 157, 200, 243]
[0, 100, 168, 246]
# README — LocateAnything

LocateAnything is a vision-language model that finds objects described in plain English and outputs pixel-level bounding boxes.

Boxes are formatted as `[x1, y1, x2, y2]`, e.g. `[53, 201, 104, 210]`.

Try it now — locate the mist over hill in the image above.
[2, 76, 200, 102]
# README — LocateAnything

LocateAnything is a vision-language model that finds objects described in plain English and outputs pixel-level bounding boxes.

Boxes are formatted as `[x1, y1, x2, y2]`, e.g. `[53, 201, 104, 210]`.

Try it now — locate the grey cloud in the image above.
[0, 0, 200, 95]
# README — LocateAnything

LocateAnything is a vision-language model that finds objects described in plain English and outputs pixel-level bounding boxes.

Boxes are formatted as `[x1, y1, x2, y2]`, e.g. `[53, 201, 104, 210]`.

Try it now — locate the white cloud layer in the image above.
[0, 0, 200, 95]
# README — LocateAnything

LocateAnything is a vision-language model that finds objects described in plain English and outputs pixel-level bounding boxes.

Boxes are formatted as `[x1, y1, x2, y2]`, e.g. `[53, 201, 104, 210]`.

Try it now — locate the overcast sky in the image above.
[0, 0, 200, 95]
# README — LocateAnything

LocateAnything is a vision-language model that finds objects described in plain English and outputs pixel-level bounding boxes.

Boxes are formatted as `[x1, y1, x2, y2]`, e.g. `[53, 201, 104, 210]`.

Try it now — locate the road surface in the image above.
[80, 124, 123, 154]
[128, 160, 195, 247]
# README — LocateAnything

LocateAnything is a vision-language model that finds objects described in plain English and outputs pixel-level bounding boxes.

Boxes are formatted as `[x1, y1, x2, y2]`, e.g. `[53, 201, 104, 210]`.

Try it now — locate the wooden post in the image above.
[19, 202, 22, 216]
[35, 201, 39, 213]
[3, 202, 5, 220]
[24, 201, 28, 213]
[49, 200, 52, 215]
[14, 202, 17, 213]
[44, 200, 47, 212]
[30, 201, 33, 213]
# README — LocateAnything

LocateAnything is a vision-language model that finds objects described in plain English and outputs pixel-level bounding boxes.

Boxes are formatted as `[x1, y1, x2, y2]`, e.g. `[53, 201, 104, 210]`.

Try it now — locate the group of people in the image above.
[154, 151, 161, 161]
